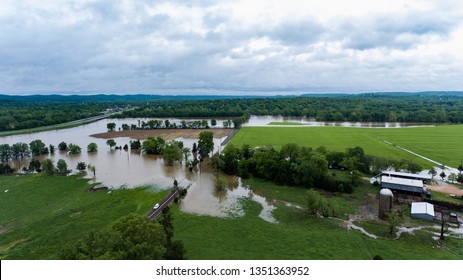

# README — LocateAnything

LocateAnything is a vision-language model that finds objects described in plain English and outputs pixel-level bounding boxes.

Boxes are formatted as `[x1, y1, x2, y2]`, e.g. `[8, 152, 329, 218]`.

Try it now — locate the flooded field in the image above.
[0, 118, 278, 222]
[244, 115, 436, 128]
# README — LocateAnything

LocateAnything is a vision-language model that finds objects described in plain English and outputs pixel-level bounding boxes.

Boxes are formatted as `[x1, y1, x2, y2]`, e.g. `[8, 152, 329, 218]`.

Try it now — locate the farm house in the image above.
[411, 202, 435, 221]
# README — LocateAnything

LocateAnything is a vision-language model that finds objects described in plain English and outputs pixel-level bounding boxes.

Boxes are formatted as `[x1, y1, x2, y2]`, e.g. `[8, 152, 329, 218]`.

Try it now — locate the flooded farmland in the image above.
[0, 116, 440, 222]
[0, 117, 278, 222]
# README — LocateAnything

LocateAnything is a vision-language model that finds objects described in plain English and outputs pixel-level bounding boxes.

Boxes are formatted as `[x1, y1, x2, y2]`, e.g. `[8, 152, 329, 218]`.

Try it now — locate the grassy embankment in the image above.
[231, 125, 463, 168]
[2, 174, 461, 260]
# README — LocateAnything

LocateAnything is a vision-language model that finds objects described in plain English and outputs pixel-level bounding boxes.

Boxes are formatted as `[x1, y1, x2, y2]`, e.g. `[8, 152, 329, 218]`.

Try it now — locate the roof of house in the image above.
[381, 176, 424, 188]
[411, 202, 435, 216]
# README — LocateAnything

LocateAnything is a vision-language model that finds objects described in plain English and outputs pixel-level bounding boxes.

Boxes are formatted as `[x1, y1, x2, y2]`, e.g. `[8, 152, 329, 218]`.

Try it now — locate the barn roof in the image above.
[381, 176, 424, 188]
[381, 170, 432, 180]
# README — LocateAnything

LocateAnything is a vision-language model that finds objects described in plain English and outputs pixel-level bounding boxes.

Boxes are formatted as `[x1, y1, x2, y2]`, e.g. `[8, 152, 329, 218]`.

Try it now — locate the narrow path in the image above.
[373, 136, 458, 172]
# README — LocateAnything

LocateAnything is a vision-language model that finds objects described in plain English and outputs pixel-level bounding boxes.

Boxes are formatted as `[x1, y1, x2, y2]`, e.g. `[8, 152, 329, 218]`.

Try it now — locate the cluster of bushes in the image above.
[61, 210, 185, 260]
[306, 189, 339, 217]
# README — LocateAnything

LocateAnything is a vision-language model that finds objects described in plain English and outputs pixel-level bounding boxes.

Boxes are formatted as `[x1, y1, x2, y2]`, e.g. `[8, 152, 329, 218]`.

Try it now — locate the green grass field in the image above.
[0, 174, 168, 259]
[173, 177, 462, 260]
[1, 174, 462, 259]
[231, 125, 463, 168]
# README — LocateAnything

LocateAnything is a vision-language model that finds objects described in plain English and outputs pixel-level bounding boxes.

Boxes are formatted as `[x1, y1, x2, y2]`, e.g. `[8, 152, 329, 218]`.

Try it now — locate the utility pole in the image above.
[440, 210, 446, 240]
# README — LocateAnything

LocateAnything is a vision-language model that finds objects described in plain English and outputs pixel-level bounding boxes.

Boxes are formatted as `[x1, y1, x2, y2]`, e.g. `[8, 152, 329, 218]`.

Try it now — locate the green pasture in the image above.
[0, 174, 167, 259]
[231, 125, 463, 168]
[173, 177, 462, 260]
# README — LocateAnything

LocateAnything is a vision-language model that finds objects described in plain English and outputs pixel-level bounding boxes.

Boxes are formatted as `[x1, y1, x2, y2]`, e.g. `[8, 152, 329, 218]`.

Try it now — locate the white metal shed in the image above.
[411, 202, 435, 221]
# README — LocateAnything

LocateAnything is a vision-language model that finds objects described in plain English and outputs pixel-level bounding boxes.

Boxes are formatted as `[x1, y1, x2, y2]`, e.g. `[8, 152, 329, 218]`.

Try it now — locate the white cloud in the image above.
[0, 0, 462, 94]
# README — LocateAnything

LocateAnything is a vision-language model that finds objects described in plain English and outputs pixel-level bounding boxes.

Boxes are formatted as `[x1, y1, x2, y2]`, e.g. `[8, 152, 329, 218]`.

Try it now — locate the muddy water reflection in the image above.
[181, 175, 278, 223]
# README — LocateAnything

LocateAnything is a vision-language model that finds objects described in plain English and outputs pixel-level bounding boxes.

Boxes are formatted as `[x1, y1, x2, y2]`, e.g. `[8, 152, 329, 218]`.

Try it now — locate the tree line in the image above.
[116, 96, 463, 123]
[211, 143, 427, 194]
[108, 116, 249, 133]
[4, 94, 463, 133]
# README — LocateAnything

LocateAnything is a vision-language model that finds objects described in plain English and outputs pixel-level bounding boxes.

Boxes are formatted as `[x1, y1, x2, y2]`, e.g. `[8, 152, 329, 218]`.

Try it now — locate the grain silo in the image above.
[378, 188, 393, 220]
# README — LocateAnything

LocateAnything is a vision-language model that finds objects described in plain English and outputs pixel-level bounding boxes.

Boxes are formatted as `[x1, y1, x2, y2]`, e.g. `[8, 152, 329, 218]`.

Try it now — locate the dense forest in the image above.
[0, 97, 111, 131]
[2, 93, 463, 132]
[117, 95, 463, 123]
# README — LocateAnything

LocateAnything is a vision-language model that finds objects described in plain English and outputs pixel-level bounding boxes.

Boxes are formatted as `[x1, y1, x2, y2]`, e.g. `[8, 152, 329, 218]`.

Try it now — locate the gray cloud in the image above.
[339, 11, 461, 50]
[0, 0, 462, 94]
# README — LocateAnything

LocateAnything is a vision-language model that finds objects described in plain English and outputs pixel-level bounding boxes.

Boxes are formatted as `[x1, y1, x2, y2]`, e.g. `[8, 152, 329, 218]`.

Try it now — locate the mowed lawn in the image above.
[231, 125, 463, 168]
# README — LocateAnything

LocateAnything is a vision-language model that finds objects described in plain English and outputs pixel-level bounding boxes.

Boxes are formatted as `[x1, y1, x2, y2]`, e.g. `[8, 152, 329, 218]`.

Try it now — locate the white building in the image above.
[411, 202, 435, 221]
[381, 176, 427, 194]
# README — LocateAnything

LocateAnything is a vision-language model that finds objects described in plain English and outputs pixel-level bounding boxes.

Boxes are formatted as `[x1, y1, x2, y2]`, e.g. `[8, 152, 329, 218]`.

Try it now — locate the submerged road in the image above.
[147, 188, 179, 220]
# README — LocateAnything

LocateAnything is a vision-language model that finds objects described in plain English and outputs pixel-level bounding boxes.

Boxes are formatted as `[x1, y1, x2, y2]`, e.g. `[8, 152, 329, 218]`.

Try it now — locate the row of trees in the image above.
[25, 158, 90, 175]
[0, 141, 102, 163]
[107, 117, 246, 133]
[211, 143, 424, 193]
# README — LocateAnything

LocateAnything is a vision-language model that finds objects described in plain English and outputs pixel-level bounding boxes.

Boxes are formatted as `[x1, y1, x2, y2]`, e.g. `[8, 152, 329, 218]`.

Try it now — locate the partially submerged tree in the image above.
[41, 159, 55, 175]
[163, 141, 182, 166]
[107, 122, 116, 132]
[88, 164, 96, 177]
[29, 140, 48, 156]
[68, 143, 82, 154]
[428, 167, 437, 179]
[198, 131, 214, 158]
[106, 139, 117, 150]
[142, 137, 165, 154]
[76, 162, 87, 172]
[57, 159, 68, 174]
[87, 142, 98, 153]
[440, 171, 447, 181]
[58, 141, 67, 151]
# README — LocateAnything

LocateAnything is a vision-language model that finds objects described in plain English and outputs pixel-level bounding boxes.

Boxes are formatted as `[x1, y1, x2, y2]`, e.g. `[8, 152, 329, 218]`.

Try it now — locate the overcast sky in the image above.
[1, 0, 462, 95]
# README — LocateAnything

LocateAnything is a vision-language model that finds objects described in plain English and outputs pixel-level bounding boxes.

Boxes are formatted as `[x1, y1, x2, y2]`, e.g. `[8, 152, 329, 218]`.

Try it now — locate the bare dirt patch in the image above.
[90, 128, 235, 140]
[427, 182, 463, 196]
